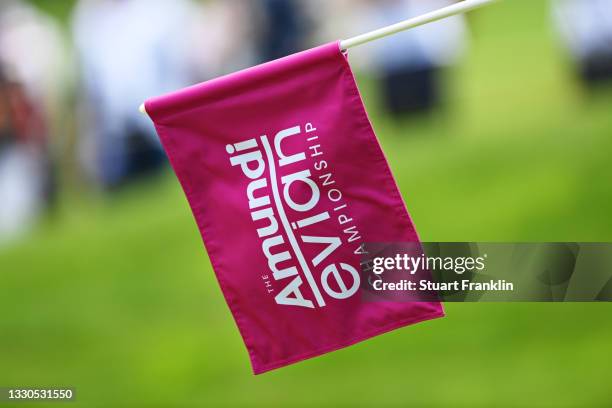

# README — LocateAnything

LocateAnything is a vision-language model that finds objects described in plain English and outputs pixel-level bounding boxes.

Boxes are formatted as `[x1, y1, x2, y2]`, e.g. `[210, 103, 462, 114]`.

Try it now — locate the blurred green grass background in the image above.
[1, 0, 612, 406]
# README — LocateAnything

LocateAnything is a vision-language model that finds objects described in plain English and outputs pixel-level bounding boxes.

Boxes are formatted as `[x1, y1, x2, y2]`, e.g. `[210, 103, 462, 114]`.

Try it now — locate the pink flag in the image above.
[144, 41, 444, 374]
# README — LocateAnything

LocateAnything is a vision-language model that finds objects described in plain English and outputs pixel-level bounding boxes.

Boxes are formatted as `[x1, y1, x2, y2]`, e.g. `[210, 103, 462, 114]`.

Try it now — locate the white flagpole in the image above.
[139, 0, 498, 115]
[339, 0, 497, 49]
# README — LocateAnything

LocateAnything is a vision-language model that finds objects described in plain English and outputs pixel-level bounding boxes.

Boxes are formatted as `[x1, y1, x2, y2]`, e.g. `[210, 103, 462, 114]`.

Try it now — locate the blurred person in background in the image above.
[553, 0, 612, 87]
[0, 70, 46, 243]
[72, 0, 205, 189]
[253, 0, 314, 63]
[195, 0, 258, 76]
[0, 0, 66, 242]
[359, 0, 467, 116]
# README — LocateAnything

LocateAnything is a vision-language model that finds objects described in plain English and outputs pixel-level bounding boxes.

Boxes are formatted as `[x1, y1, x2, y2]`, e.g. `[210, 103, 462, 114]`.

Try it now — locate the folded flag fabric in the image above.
[144, 41, 444, 374]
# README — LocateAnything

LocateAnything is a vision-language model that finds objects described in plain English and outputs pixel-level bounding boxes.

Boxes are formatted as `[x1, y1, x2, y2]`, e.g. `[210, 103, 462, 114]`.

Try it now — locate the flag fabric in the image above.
[144, 41, 444, 374]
